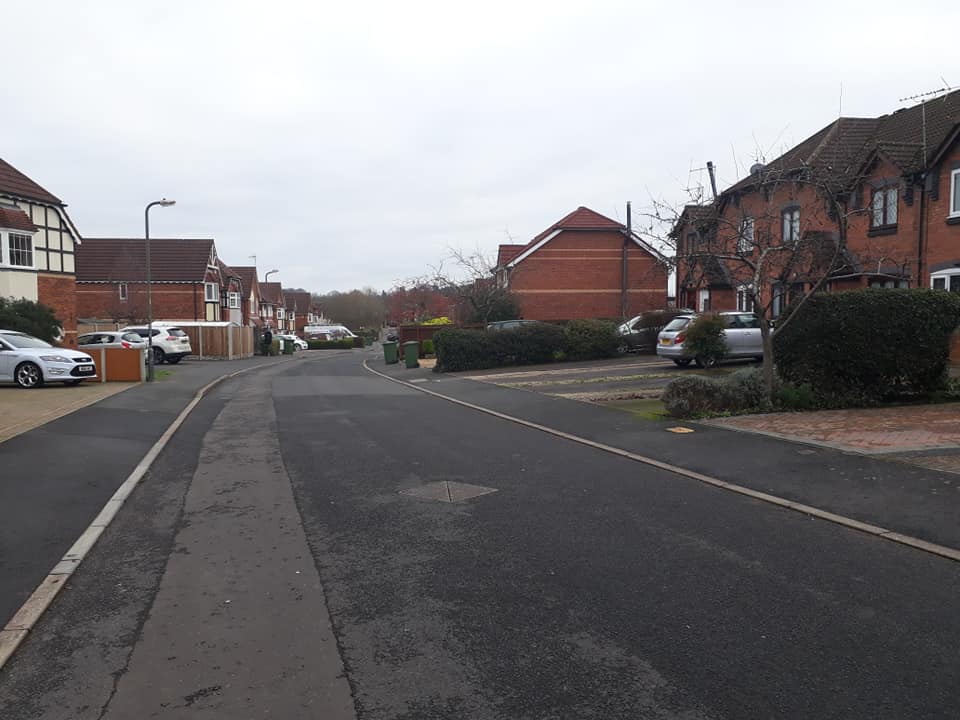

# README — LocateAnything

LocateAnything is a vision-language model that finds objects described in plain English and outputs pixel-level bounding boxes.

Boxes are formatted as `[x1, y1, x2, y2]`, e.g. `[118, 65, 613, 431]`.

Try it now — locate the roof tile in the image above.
[76, 238, 216, 282]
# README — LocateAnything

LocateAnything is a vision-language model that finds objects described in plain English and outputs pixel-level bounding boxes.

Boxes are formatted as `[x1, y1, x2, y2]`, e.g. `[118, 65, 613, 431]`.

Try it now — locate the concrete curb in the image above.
[363, 359, 960, 565]
[0, 356, 305, 670]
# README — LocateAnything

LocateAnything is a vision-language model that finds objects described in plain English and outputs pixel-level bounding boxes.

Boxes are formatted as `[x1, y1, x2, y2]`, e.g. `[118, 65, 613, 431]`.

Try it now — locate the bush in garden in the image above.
[661, 375, 726, 417]
[683, 314, 728, 367]
[563, 319, 619, 360]
[722, 367, 775, 413]
[421, 339, 435, 356]
[0, 297, 62, 343]
[774, 288, 960, 405]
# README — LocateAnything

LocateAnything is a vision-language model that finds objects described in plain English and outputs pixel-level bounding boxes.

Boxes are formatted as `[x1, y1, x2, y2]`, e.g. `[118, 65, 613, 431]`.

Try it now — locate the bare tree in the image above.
[415, 246, 521, 325]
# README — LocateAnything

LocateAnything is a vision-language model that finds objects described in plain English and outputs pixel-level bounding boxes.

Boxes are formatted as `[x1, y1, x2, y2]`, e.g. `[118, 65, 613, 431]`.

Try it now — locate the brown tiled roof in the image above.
[0, 159, 63, 204]
[528, 206, 624, 245]
[0, 205, 37, 232]
[231, 266, 259, 297]
[724, 88, 960, 195]
[76, 238, 216, 282]
[284, 290, 313, 314]
[259, 282, 283, 304]
[496, 244, 524, 267]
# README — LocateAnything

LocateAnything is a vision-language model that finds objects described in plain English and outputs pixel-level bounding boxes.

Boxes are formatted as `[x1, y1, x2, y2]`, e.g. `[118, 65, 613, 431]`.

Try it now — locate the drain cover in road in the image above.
[400, 481, 499, 503]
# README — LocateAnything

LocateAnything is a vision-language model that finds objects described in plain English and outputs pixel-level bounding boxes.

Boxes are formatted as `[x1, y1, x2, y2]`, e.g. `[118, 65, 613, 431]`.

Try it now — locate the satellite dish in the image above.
[749, 163, 764, 175]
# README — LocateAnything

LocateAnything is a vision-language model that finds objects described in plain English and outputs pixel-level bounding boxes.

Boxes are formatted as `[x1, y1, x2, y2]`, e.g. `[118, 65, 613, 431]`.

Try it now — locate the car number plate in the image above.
[77, 365, 95, 375]
[660, 338, 671, 345]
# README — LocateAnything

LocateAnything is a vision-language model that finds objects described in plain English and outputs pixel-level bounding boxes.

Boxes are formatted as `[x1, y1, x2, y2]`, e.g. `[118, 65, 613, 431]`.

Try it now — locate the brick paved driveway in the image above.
[710, 403, 960, 473]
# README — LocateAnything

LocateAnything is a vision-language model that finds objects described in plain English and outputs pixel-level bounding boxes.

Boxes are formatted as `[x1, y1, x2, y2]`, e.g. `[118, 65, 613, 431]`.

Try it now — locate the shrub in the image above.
[421, 339, 435, 356]
[307, 339, 355, 350]
[662, 375, 726, 417]
[662, 367, 774, 418]
[683, 314, 728, 367]
[0, 296, 62, 343]
[563, 319, 619, 360]
[774, 289, 960, 406]
[775, 382, 817, 410]
[422, 317, 452, 326]
[434, 324, 566, 372]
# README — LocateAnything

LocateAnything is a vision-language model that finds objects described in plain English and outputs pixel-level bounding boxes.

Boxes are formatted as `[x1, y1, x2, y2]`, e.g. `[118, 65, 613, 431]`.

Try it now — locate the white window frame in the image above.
[228, 291, 241, 309]
[119, 283, 128, 302]
[697, 288, 710, 312]
[1, 230, 36, 269]
[737, 217, 755, 254]
[204, 282, 220, 302]
[931, 269, 960, 293]
[736, 284, 755, 312]
[950, 168, 960, 218]
[277, 307, 285, 320]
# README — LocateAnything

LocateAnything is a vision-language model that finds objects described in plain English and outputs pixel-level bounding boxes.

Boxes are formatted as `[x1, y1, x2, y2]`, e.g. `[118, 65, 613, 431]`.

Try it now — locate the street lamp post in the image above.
[145, 199, 176, 381]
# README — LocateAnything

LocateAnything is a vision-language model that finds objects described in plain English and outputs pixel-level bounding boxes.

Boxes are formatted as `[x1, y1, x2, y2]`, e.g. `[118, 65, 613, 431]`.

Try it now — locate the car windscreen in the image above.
[1, 333, 53, 349]
[122, 333, 144, 343]
[662, 318, 691, 332]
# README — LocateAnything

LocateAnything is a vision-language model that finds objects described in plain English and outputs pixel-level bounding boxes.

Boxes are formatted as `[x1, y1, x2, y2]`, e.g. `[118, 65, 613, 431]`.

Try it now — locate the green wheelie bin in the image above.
[402, 341, 420, 368]
[383, 341, 399, 364]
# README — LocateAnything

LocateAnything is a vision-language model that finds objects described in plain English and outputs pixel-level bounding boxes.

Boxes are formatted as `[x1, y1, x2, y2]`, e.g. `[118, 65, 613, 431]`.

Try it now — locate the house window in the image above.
[686, 232, 698, 252]
[119, 283, 128, 302]
[228, 291, 241, 309]
[869, 279, 908, 289]
[204, 282, 219, 302]
[871, 187, 898, 228]
[250, 297, 256, 315]
[931, 271, 960, 293]
[736, 285, 754, 312]
[697, 288, 710, 312]
[8, 232, 33, 267]
[781, 208, 800, 244]
[951, 169, 960, 217]
[771, 283, 786, 318]
[277, 307, 285, 320]
[737, 217, 754, 253]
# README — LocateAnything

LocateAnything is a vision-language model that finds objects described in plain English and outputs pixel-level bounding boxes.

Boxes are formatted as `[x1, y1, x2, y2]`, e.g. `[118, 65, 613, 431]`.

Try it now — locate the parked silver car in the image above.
[656, 312, 764, 367]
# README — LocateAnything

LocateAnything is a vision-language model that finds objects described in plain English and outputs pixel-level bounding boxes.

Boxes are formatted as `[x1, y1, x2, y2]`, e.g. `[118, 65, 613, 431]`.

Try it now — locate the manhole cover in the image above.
[400, 481, 499, 503]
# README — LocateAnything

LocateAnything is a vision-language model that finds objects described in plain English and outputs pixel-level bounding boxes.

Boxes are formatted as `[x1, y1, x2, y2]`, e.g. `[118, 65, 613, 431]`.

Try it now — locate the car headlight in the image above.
[39, 355, 74, 363]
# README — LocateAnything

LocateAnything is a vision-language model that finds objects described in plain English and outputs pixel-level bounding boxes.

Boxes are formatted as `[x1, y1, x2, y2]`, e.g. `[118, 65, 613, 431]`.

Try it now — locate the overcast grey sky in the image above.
[3, 1, 955, 293]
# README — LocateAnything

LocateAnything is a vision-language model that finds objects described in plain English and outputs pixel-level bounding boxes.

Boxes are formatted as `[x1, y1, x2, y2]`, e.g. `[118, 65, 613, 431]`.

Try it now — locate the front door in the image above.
[697, 289, 710, 313]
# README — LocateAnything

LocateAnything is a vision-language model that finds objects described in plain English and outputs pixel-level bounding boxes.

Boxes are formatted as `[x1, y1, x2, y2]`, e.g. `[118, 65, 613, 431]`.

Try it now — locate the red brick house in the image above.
[496, 206, 669, 321]
[258, 281, 284, 330]
[76, 238, 230, 323]
[675, 89, 960, 315]
[284, 290, 319, 336]
[231, 266, 263, 328]
[0, 159, 83, 346]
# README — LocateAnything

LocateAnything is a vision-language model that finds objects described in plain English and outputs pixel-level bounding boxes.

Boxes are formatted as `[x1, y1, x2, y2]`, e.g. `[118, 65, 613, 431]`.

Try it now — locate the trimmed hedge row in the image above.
[434, 320, 618, 372]
[308, 339, 356, 349]
[773, 288, 960, 405]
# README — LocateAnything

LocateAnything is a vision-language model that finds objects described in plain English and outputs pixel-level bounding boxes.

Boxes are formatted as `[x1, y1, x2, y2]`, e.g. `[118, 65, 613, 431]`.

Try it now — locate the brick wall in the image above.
[77, 282, 206, 323]
[38, 273, 78, 348]
[508, 230, 667, 320]
[924, 142, 960, 283]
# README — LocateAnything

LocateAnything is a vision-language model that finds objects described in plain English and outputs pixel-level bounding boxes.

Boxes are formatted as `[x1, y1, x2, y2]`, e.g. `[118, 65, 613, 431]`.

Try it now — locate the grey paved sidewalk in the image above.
[371, 356, 960, 551]
[0, 353, 324, 629]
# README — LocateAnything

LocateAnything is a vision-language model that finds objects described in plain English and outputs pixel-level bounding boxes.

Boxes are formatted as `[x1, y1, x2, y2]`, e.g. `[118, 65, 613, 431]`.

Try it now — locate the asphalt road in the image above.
[2, 351, 959, 718]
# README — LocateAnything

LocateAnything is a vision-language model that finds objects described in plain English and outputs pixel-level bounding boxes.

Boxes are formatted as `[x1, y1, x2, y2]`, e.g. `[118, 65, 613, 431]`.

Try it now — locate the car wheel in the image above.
[64, 379, 84, 386]
[695, 356, 719, 369]
[15, 362, 44, 389]
[152, 347, 165, 364]
[166, 355, 182, 364]
[617, 341, 630, 354]
[672, 358, 692, 367]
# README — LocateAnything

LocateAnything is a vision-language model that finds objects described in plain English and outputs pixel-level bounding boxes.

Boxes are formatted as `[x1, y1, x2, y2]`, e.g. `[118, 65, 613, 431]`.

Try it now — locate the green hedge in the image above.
[774, 289, 960, 405]
[307, 339, 356, 350]
[434, 320, 619, 372]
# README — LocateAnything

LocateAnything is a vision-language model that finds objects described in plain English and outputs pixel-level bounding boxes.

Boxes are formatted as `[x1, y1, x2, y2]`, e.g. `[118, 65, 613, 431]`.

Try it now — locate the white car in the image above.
[0, 330, 98, 388]
[276, 333, 308, 350]
[121, 325, 192, 365]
